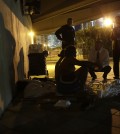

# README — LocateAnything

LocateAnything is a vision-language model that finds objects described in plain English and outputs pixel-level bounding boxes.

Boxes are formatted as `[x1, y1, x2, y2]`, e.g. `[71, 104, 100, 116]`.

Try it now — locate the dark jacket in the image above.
[55, 24, 75, 49]
[111, 27, 120, 51]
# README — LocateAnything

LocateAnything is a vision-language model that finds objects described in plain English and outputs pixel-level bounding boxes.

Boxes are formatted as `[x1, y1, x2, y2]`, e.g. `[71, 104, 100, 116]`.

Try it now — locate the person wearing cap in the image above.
[88, 40, 111, 81]
[55, 18, 75, 50]
[111, 16, 120, 79]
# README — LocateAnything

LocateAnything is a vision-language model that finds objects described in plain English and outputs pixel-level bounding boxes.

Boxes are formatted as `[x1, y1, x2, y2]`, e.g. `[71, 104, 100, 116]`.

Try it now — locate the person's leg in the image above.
[89, 67, 97, 80]
[74, 67, 88, 91]
[101, 66, 111, 79]
[113, 50, 119, 79]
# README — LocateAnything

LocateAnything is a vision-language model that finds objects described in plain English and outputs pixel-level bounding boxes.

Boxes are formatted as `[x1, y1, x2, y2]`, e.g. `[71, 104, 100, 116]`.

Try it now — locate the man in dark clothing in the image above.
[55, 18, 75, 49]
[111, 16, 120, 79]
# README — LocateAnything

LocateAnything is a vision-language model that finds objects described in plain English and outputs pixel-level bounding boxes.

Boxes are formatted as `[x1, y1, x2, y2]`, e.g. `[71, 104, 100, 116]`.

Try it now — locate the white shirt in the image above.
[88, 47, 109, 68]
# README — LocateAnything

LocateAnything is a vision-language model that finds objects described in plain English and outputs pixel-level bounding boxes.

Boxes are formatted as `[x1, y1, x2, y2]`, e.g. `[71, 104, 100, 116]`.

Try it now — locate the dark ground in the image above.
[0, 61, 120, 134]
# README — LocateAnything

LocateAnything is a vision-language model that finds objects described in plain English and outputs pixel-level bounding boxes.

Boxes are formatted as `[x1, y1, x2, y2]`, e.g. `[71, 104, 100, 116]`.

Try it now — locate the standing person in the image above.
[111, 16, 120, 79]
[88, 40, 111, 81]
[55, 18, 75, 50]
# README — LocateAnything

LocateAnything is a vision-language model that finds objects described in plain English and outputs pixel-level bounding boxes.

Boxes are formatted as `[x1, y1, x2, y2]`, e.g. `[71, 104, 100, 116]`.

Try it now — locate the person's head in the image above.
[65, 45, 76, 57]
[67, 18, 73, 26]
[115, 15, 120, 26]
[43, 50, 48, 57]
[95, 40, 103, 51]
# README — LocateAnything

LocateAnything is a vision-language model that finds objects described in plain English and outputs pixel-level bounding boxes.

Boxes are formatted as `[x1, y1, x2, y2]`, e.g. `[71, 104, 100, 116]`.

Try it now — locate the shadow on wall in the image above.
[0, 13, 16, 115]
[17, 47, 25, 80]
[6, 29, 16, 96]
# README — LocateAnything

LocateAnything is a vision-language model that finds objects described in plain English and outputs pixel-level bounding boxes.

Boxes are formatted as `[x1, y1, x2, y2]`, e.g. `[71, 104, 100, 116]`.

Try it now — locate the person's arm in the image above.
[111, 29, 115, 40]
[72, 57, 94, 68]
[111, 28, 117, 40]
[55, 27, 63, 41]
[73, 28, 75, 41]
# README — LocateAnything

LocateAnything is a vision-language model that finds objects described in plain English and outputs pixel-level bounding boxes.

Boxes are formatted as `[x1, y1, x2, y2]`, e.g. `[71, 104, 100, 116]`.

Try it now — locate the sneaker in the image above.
[113, 76, 119, 79]
[102, 78, 107, 83]
[92, 76, 97, 81]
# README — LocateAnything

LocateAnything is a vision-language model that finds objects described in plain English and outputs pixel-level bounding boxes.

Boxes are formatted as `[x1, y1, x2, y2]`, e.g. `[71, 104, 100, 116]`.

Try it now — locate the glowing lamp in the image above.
[103, 18, 113, 27]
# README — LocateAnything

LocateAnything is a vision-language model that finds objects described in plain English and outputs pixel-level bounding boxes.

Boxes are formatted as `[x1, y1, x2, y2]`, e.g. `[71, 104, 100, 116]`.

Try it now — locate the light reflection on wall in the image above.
[28, 31, 35, 44]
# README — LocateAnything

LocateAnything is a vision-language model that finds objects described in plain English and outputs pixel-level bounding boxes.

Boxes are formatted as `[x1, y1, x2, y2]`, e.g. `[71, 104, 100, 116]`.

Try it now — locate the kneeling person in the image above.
[88, 40, 111, 81]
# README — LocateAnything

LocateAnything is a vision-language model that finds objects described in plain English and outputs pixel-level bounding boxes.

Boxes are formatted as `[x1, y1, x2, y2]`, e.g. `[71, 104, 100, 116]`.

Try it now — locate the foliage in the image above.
[47, 34, 61, 48]
[76, 26, 113, 56]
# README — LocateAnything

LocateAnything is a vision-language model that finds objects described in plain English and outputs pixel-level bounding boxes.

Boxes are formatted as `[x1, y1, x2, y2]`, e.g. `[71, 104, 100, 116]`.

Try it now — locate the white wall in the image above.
[0, 0, 32, 116]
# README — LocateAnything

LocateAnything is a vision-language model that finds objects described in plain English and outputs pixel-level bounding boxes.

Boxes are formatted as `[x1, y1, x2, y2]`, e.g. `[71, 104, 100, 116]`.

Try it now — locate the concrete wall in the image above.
[0, 0, 32, 116]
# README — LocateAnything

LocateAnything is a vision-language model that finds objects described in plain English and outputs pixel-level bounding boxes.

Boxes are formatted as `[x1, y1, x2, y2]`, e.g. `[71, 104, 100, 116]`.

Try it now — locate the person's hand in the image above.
[87, 61, 95, 68]
[94, 65, 99, 71]
[94, 63, 102, 71]
[82, 61, 95, 69]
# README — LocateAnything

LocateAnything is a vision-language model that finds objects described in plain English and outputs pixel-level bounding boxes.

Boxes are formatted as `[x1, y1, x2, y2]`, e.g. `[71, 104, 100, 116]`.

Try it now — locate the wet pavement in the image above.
[0, 60, 120, 134]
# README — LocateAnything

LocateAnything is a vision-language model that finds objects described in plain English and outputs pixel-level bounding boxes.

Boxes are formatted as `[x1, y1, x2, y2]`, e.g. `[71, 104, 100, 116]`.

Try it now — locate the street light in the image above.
[44, 44, 48, 50]
[103, 18, 113, 27]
